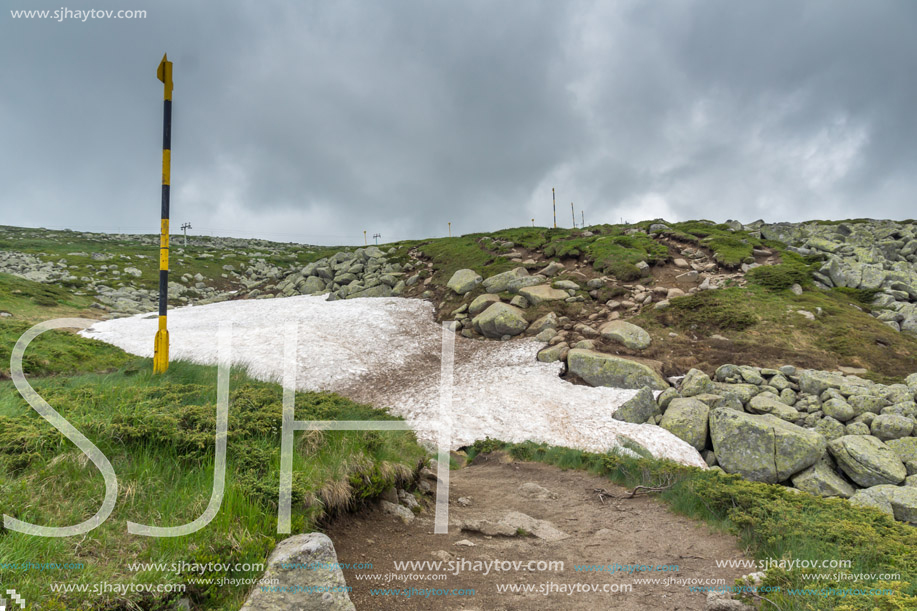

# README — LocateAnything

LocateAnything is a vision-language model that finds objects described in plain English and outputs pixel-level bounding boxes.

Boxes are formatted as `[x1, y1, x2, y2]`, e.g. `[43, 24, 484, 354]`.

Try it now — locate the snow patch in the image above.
[81, 295, 705, 468]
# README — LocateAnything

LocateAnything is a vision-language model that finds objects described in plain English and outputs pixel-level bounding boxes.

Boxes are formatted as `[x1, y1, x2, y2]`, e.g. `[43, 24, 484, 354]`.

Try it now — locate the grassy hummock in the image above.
[0, 342, 427, 610]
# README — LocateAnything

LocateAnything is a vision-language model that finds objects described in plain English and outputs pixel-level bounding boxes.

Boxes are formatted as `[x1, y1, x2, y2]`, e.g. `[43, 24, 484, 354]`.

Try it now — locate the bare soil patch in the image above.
[327, 457, 752, 610]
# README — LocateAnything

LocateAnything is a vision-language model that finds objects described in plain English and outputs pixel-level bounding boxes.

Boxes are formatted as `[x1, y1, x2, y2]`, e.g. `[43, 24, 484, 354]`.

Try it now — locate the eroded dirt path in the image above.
[328, 457, 751, 610]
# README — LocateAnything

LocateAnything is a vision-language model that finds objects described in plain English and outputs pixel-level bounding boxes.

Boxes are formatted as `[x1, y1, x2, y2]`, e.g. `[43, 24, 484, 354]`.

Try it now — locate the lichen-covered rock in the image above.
[472, 303, 528, 338]
[848, 486, 896, 517]
[887, 486, 917, 523]
[469, 293, 501, 316]
[537, 342, 568, 363]
[240, 533, 356, 611]
[798, 370, 845, 395]
[566, 349, 668, 390]
[870, 414, 914, 440]
[660, 398, 709, 451]
[518, 284, 569, 305]
[847, 394, 890, 416]
[712, 382, 759, 405]
[657, 388, 679, 410]
[345, 284, 392, 299]
[522, 312, 555, 335]
[906, 372, 917, 393]
[792, 461, 856, 498]
[612, 386, 660, 424]
[301, 275, 328, 294]
[482, 267, 546, 293]
[746, 394, 798, 421]
[709, 409, 826, 483]
[814, 416, 846, 441]
[447, 269, 482, 294]
[822, 398, 855, 422]
[680, 368, 715, 397]
[827, 435, 907, 487]
[885, 437, 917, 467]
[599, 320, 652, 350]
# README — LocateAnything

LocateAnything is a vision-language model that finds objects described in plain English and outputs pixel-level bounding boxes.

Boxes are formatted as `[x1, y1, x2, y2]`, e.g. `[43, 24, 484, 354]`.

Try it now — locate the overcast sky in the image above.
[2, 1, 915, 245]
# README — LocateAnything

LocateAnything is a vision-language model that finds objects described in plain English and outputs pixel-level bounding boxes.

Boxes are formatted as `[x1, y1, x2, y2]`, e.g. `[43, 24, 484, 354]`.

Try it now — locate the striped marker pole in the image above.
[154, 53, 173, 374]
[552, 188, 556, 228]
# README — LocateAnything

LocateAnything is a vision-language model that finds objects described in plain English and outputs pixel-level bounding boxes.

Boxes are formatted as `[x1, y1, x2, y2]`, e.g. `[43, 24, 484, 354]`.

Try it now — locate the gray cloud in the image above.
[2, 0, 916, 245]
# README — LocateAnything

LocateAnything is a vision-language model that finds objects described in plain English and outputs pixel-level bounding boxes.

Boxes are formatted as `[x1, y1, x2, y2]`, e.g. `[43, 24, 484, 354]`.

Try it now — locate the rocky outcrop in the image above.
[753, 220, 917, 336]
[656, 360, 917, 522]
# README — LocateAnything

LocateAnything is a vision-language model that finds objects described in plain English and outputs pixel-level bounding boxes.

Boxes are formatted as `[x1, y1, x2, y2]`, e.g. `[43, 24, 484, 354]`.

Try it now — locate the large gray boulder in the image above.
[827, 435, 907, 487]
[848, 485, 917, 524]
[709, 409, 826, 483]
[361, 246, 385, 260]
[791, 461, 856, 498]
[885, 437, 917, 472]
[746, 394, 799, 422]
[599, 320, 652, 350]
[885, 486, 917, 523]
[345, 284, 392, 299]
[471, 302, 528, 338]
[301, 276, 327, 295]
[537, 342, 568, 363]
[469, 293, 501, 316]
[798, 370, 845, 395]
[659, 398, 709, 451]
[848, 394, 889, 416]
[518, 284, 569, 305]
[537, 261, 565, 277]
[870, 414, 914, 440]
[240, 533, 356, 611]
[906, 372, 917, 393]
[612, 387, 660, 424]
[482, 267, 545, 293]
[822, 397, 855, 422]
[447, 269, 483, 294]
[566, 349, 668, 390]
[848, 485, 896, 517]
[680, 368, 715, 397]
[527, 312, 558, 334]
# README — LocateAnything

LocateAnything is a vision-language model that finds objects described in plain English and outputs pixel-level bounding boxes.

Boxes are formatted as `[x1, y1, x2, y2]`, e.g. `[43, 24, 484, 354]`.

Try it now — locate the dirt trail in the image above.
[327, 456, 752, 610]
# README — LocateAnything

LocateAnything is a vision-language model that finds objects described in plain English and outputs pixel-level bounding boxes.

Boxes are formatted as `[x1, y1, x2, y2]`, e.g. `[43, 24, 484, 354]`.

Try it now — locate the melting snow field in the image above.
[81, 295, 705, 468]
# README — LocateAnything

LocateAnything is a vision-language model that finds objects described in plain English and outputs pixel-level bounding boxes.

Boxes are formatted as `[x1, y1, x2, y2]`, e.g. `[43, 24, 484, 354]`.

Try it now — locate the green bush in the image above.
[604, 260, 643, 281]
[653, 288, 758, 332]
[747, 264, 809, 290]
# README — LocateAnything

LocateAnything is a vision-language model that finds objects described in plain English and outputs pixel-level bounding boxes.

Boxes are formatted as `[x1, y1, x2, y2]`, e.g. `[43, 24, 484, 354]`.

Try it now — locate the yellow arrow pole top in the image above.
[157, 53, 173, 101]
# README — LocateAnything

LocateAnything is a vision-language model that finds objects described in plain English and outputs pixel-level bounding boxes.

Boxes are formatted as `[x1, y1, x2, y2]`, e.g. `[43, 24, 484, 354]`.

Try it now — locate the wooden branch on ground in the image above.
[592, 484, 672, 502]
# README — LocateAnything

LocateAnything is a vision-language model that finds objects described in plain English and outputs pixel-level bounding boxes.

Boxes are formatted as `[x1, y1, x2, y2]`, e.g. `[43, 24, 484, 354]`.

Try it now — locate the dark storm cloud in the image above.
[2, 1, 916, 245]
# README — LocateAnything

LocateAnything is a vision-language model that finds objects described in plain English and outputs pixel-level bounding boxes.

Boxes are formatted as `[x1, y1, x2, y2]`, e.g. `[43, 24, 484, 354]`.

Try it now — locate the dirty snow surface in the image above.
[82, 296, 705, 467]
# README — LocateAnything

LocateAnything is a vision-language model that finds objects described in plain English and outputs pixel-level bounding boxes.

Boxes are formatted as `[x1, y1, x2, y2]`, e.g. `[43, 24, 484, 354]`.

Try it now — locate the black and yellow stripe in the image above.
[154, 54, 173, 374]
